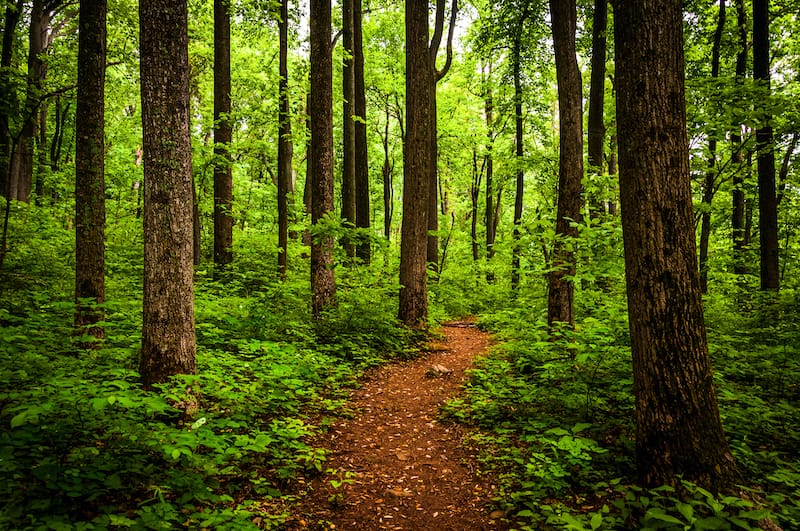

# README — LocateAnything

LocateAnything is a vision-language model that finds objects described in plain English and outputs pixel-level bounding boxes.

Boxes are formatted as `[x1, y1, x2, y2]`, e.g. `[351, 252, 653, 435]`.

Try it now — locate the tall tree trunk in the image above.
[0, 0, 24, 198]
[74, 0, 107, 343]
[213, 0, 234, 267]
[699, 0, 726, 294]
[753, 0, 779, 291]
[310, 0, 336, 317]
[278, 0, 292, 279]
[426, 0, 458, 274]
[732, 0, 748, 275]
[484, 63, 496, 282]
[615, 0, 739, 490]
[587, 0, 606, 218]
[341, 0, 356, 258]
[353, 0, 370, 262]
[139, 0, 197, 389]
[470, 148, 480, 261]
[13, 0, 50, 203]
[399, 0, 433, 328]
[510, 31, 524, 294]
[381, 105, 393, 240]
[547, 0, 583, 330]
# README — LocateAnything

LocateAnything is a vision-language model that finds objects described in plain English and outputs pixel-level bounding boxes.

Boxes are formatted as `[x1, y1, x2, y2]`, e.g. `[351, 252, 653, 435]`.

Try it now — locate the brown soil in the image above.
[284, 320, 512, 531]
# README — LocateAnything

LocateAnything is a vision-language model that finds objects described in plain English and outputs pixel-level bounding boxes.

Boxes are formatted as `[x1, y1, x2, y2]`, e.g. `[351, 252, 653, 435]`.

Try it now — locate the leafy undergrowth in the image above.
[0, 208, 417, 530]
[445, 286, 800, 530]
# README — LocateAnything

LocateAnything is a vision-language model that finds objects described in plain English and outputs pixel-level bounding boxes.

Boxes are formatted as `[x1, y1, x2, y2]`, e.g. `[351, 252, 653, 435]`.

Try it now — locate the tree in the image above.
[399, 0, 433, 327]
[278, 0, 293, 278]
[698, 0, 726, 294]
[139, 0, 197, 388]
[341, 0, 356, 258]
[586, 0, 607, 217]
[614, 0, 739, 489]
[353, 0, 371, 262]
[213, 0, 234, 267]
[731, 0, 748, 275]
[310, 0, 336, 316]
[510, 8, 529, 293]
[0, 0, 25, 197]
[753, 0, 779, 290]
[426, 0, 458, 274]
[74, 0, 106, 343]
[547, 0, 583, 329]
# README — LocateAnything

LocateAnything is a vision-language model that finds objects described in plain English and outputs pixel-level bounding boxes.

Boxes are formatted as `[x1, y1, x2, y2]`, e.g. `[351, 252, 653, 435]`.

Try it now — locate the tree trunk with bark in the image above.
[0, 0, 24, 198]
[278, 0, 292, 278]
[74, 0, 107, 343]
[699, 0, 726, 294]
[310, 0, 336, 317]
[732, 0, 748, 275]
[587, 0, 606, 218]
[213, 0, 234, 267]
[399, 0, 433, 328]
[753, 0, 779, 291]
[614, 0, 739, 490]
[484, 64, 496, 282]
[341, 0, 356, 259]
[353, 0, 371, 262]
[510, 31, 524, 294]
[139, 0, 197, 389]
[547, 0, 583, 329]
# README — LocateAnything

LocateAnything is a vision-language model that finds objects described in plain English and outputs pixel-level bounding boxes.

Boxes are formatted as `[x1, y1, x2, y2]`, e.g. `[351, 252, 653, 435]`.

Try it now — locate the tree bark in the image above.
[399, 0, 433, 328]
[547, 0, 583, 329]
[139, 0, 197, 389]
[732, 0, 748, 275]
[278, 0, 292, 279]
[587, 0, 606, 218]
[12, 0, 50, 203]
[510, 29, 524, 294]
[74, 0, 106, 343]
[484, 63, 496, 282]
[213, 0, 234, 267]
[310, 0, 336, 317]
[753, 0, 779, 291]
[614, 0, 739, 490]
[341, 0, 356, 259]
[699, 0, 726, 294]
[353, 0, 371, 262]
[0, 0, 25, 198]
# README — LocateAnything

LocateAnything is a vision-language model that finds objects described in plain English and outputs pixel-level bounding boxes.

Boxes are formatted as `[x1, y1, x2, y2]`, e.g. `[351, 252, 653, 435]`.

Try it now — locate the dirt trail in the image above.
[285, 320, 511, 530]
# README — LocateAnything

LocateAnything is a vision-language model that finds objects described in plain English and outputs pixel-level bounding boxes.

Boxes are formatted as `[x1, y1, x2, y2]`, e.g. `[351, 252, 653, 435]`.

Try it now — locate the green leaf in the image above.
[10, 410, 29, 428]
[644, 507, 685, 525]
[590, 511, 603, 530]
[171, 448, 181, 460]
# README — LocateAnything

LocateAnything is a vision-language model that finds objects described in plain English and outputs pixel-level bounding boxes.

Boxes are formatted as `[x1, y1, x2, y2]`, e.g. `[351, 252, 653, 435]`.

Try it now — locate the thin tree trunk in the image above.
[699, 0, 726, 294]
[354, 0, 371, 262]
[484, 63, 496, 282]
[510, 31, 524, 294]
[74, 0, 107, 344]
[615, 0, 739, 490]
[399, 0, 433, 328]
[0, 0, 25, 198]
[471, 148, 480, 261]
[139, 0, 196, 389]
[381, 105, 393, 240]
[547, 0, 583, 330]
[310, 0, 336, 317]
[732, 0, 748, 274]
[278, 0, 292, 279]
[341, 0, 356, 259]
[213, 0, 234, 267]
[753, 0, 779, 290]
[587, 0, 606, 218]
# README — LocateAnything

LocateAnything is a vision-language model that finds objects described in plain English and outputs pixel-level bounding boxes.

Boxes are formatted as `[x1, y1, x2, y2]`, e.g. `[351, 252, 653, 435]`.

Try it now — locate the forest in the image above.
[1, 0, 799, 529]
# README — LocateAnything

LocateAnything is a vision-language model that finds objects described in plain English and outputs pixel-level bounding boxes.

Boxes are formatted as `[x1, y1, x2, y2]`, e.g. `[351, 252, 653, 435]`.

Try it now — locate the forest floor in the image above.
[284, 319, 513, 531]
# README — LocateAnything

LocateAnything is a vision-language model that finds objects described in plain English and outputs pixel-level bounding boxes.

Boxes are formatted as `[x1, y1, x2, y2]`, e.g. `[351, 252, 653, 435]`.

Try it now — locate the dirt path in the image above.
[285, 320, 511, 530]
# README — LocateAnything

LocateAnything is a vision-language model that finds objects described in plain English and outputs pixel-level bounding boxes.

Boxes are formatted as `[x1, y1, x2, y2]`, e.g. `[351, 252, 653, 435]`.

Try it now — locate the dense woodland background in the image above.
[1, 0, 799, 529]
